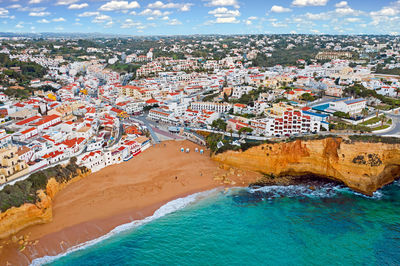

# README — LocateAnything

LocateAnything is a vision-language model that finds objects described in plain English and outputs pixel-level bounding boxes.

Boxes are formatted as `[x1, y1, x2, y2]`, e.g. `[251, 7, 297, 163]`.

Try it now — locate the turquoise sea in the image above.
[34, 180, 400, 266]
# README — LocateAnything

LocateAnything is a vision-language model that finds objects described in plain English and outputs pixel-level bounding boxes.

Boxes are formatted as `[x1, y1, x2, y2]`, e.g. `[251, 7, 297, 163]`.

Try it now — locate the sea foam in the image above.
[248, 183, 385, 199]
[30, 189, 219, 266]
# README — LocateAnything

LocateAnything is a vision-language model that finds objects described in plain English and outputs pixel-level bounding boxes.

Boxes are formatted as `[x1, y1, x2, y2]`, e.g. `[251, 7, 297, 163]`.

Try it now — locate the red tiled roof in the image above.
[110, 107, 124, 114]
[146, 99, 159, 104]
[59, 137, 85, 148]
[43, 150, 64, 159]
[21, 127, 36, 135]
[16, 116, 41, 126]
[33, 114, 60, 126]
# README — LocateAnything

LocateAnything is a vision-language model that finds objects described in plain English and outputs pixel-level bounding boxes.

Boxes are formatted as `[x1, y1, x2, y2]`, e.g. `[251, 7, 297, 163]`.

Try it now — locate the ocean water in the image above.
[34, 181, 400, 266]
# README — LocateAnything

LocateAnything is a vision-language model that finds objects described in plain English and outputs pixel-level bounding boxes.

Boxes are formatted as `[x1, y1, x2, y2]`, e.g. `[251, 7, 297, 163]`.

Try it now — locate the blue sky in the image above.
[0, 0, 399, 35]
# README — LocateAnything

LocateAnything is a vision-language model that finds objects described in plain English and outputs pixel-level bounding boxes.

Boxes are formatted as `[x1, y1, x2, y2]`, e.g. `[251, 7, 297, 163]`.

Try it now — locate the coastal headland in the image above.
[1, 136, 400, 265]
[213, 137, 400, 196]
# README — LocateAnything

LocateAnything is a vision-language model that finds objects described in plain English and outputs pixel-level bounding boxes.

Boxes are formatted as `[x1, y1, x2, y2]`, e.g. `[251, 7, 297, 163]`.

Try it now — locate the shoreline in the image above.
[0, 140, 262, 265]
[30, 188, 221, 265]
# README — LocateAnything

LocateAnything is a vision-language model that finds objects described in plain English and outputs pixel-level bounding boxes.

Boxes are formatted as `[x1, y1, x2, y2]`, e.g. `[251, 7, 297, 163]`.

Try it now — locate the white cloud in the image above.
[92, 14, 112, 23]
[335, 1, 347, 8]
[99, 1, 140, 11]
[213, 17, 239, 23]
[370, 7, 399, 17]
[37, 18, 50, 23]
[248, 16, 257, 20]
[167, 18, 182, 25]
[345, 17, 360, 22]
[16, 6, 46, 12]
[147, 1, 193, 11]
[205, 0, 239, 9]
[121, 18, 142, 28]
[292, 0, 328, 7]
[207, 8, 241, 24]
[68, 3, 89, 9]
[29, 0, 43, 4]
[15, 23, 24, 29]
[139, 9, 171, 16]
[53, 17, 66, 22]
[270, 5, 292, 13]
[78, 11, 99, 17]
[0, 8, 9, 18]
[369, 2, 400, 26]
[335, 7, 357, 15]
[56, 0, 79, 5]
[304, 12, 329, 20]
[208, 7, 240, 17]
[271, 21, 288, 27]
[29, 11, 50, 17]
[105, 21, 114, 27]
[8, 4, 22, 9]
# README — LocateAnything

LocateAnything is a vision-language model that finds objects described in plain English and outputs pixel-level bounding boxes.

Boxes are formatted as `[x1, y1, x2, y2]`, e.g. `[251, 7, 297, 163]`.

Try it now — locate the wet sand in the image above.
[0, 140, 261, 265]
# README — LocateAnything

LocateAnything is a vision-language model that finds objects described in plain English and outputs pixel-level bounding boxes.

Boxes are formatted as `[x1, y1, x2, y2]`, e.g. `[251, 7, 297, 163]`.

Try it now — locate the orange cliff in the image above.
[0, 169, 91, 240]
[212, 137, 400, 196]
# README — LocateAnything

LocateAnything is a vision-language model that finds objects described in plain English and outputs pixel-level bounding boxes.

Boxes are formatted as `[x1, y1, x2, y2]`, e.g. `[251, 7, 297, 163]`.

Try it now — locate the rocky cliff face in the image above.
[213, 138, 400, 195]
[0, 170, 90, 239]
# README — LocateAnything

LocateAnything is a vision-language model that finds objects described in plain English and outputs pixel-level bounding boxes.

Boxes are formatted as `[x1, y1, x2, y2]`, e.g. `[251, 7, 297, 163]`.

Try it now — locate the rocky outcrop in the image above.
[213, 137, 400, 195]
[0, 170, 90, 239]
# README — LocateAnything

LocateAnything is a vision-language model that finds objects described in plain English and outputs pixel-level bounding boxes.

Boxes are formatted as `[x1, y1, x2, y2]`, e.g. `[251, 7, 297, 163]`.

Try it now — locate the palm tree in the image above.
[380, 114, 387, 127]
[361, 108, 368, 122]
[229, 129, 233, 140]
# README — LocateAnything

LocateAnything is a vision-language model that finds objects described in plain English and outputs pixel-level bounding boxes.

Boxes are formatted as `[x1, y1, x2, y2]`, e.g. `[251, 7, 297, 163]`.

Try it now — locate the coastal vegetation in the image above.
[344, 83, 400, 109]
[205, 133, 266, 154]
[347, 135, 400, 144]
[252, 44, 318, 67]
[107, 63, 141, 75]
[0, 54, 46, 86]
[374, 65, 400, 76]
[0, 158, 88, 213]
[205, 131, 400, 156]
[331, 122, 372, 132]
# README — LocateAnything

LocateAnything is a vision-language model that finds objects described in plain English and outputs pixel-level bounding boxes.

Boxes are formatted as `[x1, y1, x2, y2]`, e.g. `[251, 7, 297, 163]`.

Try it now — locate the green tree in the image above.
[238, 127, 253, 137]
[380, 114, 387, 126]
[211, 118, 227, 132]
[300, 93, 315, 102]
[361, 108, 369, 122]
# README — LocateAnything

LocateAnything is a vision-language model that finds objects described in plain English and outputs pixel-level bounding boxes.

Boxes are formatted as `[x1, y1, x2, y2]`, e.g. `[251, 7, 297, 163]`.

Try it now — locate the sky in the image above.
[0, 0, 399, 35]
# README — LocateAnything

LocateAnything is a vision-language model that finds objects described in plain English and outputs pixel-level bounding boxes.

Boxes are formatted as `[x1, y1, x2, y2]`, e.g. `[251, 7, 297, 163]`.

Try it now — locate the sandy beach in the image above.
[0, 140, 261, 265]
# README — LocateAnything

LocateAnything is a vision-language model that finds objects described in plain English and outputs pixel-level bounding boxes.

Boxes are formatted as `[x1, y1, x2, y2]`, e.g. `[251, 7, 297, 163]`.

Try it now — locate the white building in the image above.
[191, 102, 232, 113]
[231, 86, 255, 99]
[329, 98, 366, 116]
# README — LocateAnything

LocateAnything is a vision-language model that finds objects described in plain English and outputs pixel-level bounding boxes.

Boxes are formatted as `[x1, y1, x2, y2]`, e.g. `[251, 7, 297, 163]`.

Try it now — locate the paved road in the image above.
[377, 113, 400, 136]
[132, 116, 160, 143]
[152, 127, 184, 140]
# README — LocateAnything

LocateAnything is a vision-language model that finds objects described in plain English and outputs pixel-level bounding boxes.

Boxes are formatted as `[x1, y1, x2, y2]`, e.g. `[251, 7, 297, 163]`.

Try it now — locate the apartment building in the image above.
[191, 102, 232, 113]
[250, 110, 320, 137]
[329, 98, 366, 116]
[0, 146, 29, 184]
